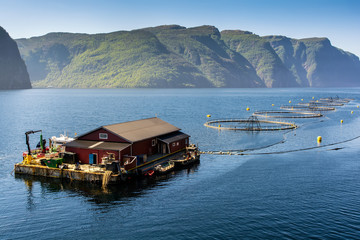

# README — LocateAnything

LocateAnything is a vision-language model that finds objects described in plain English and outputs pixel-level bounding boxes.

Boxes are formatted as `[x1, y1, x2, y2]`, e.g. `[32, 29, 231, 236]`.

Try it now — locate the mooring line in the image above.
[209, 133, 288, 153]
[201, 135, 360, 156]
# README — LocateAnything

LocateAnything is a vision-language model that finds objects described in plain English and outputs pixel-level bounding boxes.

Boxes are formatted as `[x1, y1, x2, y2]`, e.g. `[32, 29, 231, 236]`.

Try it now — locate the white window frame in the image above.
[152, 139, 156, 147]
[99, 133, 108, 140]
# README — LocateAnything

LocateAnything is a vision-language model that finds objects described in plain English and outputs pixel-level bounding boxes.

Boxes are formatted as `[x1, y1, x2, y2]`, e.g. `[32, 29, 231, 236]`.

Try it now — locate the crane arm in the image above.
[25, 130, 42, 155]
[25, 130, 42, 135]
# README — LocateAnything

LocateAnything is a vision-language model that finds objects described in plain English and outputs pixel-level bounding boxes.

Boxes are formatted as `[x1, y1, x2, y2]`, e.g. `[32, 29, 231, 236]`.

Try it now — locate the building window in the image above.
[176, 142, 179, 146]
[185, 139, 188, 144]
[172, 143, 175, 147]
[99, 133, 108, 139]
[152, 139, 156, 146]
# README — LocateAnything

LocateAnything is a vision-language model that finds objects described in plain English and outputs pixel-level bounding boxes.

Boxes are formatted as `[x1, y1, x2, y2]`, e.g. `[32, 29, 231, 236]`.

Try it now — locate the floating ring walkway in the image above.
[280, 105, 335, 112]
[298, 101, 344, 107]
[204, 116, 297, 131]
[320, 97, 353, 103]
[253, 110, 323, 118]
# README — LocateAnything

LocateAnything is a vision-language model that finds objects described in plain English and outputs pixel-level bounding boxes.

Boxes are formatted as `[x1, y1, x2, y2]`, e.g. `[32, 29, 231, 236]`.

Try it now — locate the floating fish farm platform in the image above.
[15, 117, 200, 187]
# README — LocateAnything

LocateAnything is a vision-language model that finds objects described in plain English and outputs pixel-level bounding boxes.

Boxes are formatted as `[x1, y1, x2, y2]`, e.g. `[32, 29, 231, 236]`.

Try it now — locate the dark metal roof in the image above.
[157, 131, 190, 144]
[65, 140, 130, 151]
[103, 117, 181, 142]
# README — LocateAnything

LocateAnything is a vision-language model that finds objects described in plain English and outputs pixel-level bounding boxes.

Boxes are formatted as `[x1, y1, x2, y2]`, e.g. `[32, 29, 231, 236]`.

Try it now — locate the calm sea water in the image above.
[1, 88, 360, 239]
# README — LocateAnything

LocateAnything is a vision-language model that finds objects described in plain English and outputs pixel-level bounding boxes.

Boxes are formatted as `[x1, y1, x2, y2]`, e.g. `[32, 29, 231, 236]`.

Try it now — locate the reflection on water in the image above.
[24, 178, 36, 211]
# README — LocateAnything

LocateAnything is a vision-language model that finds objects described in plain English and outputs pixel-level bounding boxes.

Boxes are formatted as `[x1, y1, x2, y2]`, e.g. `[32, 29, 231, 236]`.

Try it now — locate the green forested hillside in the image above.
[143, 25, 263, 87]
[17, 30, 214, 88]
[16, 26, 263, 88]
[15, 25, 360, 88]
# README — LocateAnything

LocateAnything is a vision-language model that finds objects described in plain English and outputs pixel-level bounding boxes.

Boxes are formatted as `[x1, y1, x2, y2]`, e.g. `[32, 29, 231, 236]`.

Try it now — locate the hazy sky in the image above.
[1, 0, 359, 56]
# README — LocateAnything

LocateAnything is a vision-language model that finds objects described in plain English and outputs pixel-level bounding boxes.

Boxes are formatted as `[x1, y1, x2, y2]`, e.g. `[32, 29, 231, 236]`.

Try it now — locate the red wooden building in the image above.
[65, 117, 189, 166]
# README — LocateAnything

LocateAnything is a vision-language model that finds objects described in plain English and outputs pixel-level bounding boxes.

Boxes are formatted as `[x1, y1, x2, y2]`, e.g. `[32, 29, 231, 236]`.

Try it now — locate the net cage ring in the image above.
[253, 110, 323, 118]
[204, 116, 297, 131]
[319, 97, 353, 103]
[280, 105, 336, 112]
[298, 101, 344, 107]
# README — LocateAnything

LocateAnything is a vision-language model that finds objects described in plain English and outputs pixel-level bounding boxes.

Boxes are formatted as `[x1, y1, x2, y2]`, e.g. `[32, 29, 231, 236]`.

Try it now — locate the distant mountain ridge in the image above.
[221, 30, 299, 87]
[0, 26, 31, 89]
[265, 36, 360, 87]
[15, 25, 360, 88]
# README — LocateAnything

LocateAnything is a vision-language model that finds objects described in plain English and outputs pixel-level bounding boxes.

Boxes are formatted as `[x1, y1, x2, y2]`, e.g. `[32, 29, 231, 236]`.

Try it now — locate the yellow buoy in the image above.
[272, 104, 274, 106]
[340, 120, 343, 124]
[317, 136, 322, 143]
[289, 100, 291, 103]
[246, 107, 250, 111]
[207, 114, 211, 118]
[301, 99, 303, 101]
[351, 111, 354, 114]
[316, 100, 319, 102]
[312, 97, 315, 99]
[357, 106, 359, 108]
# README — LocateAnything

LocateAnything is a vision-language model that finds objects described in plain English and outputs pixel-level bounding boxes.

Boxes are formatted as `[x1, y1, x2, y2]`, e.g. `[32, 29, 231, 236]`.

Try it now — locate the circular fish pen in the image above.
[320, 97, 353, 103]
[204, 116, 297, 131]
[298, 101, 344, 107]
[253, 110, 323, 118]
[280, 105, 336, 112]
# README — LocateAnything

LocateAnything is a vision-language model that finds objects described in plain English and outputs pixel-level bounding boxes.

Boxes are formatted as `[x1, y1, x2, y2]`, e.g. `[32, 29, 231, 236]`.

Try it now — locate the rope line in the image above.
[201, 134, 360, 156]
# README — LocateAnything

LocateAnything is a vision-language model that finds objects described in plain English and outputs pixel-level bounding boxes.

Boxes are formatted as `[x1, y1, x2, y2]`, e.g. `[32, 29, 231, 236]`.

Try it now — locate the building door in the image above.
[162, 143, 167, 154]
[89, 153, 97, 165]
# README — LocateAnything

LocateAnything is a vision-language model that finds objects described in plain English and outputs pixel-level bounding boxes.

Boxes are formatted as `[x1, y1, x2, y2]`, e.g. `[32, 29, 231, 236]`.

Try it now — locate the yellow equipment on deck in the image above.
[22, 130, 42, 165]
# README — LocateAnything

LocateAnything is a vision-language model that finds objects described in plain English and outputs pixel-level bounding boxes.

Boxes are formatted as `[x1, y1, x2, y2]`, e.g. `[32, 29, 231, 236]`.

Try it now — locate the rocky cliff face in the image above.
[221, 31, 299, 87]
[0, 26, 31, 89]
[265, 36, 360, 87]
[223, 30, 360, 88]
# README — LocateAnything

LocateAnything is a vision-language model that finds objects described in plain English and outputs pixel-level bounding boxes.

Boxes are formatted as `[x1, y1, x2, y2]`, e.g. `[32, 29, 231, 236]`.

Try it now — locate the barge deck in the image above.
[14, 147, 197, 185]
[14, 163, 122, 184]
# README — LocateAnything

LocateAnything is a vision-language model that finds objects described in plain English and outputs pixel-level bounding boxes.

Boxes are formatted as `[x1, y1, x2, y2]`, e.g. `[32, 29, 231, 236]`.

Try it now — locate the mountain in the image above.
[0, 26, 31, 89]
[143, 25, 263, 87]
[15, 26, 262, 88]
[221, 30, 299, 87]
[15, 25, 360, 88]
[265, 36, 360, 87]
